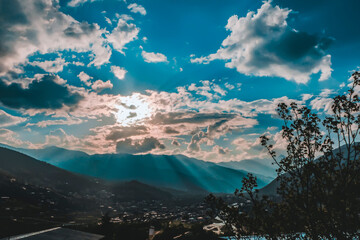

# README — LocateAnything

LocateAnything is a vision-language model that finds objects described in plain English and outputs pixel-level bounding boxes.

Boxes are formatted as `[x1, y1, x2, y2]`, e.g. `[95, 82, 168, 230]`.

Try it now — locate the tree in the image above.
[207, 71, 360, 239]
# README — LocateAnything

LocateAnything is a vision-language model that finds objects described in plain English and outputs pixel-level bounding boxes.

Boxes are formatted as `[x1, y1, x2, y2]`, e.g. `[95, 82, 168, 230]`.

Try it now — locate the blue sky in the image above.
[0, 0, 358, 162]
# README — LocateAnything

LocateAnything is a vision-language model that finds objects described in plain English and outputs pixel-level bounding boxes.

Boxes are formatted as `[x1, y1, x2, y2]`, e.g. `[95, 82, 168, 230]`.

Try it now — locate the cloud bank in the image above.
[191, 1, 333, 83]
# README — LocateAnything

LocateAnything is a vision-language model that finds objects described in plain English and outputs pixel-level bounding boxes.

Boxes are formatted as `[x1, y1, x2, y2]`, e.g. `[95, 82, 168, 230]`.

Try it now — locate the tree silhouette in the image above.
[207, 71, 360, 239]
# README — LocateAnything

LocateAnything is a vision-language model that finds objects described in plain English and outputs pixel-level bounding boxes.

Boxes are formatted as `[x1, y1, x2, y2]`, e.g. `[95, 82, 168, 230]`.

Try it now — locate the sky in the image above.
[0, 0, 359, 162]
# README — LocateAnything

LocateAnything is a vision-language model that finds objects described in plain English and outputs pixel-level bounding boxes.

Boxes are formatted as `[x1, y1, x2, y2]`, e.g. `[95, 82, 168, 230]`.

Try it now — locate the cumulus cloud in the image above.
[310, 97, 334, 113]
[127, 3, 147, 15]
[187, 80, 227, 99]
[116, 137, 165, 154]
[106, 125, 149, 141]
[108, 19, 139, 54]
[0, 75, 83, 109]
[77, 71, 93, 86]
[213, 145, 230, 155]
[224, 83, 235, 90]
[0, 110, 27, 127]
[111, 66, 127, 80]
[91, 80, 113, 92]
[191, 1, 333, 83]
[78, 72, 113, 92]
[29, 58, 67, 73]
[0, 128, 30, 148]
[149, 112, 257, 132]
[45, 128, 82, 148]
[207, 119, 230, 139]
[187, 131, 207, 152]
[0, 0, 113, 73]
[141, 50, 168, 63]
[0, 69, 317, 158]
[319, 88, 335, 97]
[233, 137, 257, 151]
[0, 0, 142, 74]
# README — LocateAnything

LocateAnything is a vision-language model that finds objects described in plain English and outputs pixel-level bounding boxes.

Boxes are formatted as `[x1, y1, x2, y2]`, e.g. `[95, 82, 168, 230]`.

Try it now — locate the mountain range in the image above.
[0, 147, 173, 202]
[1, 144, 274, 193]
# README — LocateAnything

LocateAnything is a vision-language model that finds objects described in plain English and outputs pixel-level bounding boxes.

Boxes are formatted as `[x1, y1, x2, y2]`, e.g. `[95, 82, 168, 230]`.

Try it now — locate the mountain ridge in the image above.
[0, 144, 274, 193]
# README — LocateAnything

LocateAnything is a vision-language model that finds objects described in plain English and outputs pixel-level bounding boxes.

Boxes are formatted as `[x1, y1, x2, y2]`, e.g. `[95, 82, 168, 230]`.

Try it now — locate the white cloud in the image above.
[0, 0, 142, 73]
[310, 97, 334, 113]
[26, 117, 83, 128]
[301, 93, 313, 102]
[0, 0, 111, 74]
[319, 88, 335, 97]
[224, 83, 235, 90]
[187, 80, 227, 99]
[67, 0, 97, 7]
[127, 3, 147, 15]
[141, 50, 168, 63]
[44, 128, 83, 150]
[77, 71, 93, 86]
[105, 17, 112, 25]
[29, 58, 67, 73]
[191, 1, 333, 84]
[111, 66, 127, 80]
[107, 19, 139, 54]
[91, 80, 113, 92]
[0, 110, 27, 127]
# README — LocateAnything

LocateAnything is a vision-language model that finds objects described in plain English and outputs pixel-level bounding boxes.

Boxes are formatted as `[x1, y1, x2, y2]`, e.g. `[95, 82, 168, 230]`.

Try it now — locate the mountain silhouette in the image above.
[0, 147, 174, 203]
[9, 145, 273, 193]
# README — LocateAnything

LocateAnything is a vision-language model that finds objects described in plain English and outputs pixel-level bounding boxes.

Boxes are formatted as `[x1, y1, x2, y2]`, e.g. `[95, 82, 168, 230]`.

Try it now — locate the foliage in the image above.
[207, 72, 360, 239]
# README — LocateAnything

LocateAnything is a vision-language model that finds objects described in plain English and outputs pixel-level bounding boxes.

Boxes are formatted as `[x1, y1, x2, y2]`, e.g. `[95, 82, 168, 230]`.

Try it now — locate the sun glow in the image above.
[116, 93, 152, 126]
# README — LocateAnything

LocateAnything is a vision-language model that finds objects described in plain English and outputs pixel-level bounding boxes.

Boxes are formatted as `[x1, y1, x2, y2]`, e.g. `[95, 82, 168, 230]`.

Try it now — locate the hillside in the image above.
[0, 147, 187, 238]
[0, 147, 176, 202]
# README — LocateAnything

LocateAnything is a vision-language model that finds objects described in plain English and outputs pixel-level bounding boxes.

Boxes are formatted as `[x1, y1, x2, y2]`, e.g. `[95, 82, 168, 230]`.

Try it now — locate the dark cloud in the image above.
[193, 1, 333, 83]
[214, 145, 229, 155]
[0, 0, 109, 73]
[150, 112, 236, 125]
[127, 112, 137, 118]
[171, 139, 181, 146]
[116, 137, 165, 154]
[106, 126, 149, 141]
[207, 119, 229, 138]
[253, 31, 333, 70]
[273, 0, 360, 44]
[120, 103, 136, 110]
[187, 120, 231, 152]
[0, 0, 29, 72]
[187, 131, 206, 152]
[63, 22, 97, 38]
[0, 0, 28, 26]
[0, 75, 83, 109]
[164, 126, 179, 134]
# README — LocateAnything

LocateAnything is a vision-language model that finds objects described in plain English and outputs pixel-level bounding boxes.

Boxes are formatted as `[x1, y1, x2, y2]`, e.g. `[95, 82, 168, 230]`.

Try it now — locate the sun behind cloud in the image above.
[116, 93, 152, 126]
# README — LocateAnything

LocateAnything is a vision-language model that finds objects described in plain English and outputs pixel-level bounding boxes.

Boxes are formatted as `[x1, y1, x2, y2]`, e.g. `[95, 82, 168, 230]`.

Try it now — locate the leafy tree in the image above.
[207, 72, 360, 239]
